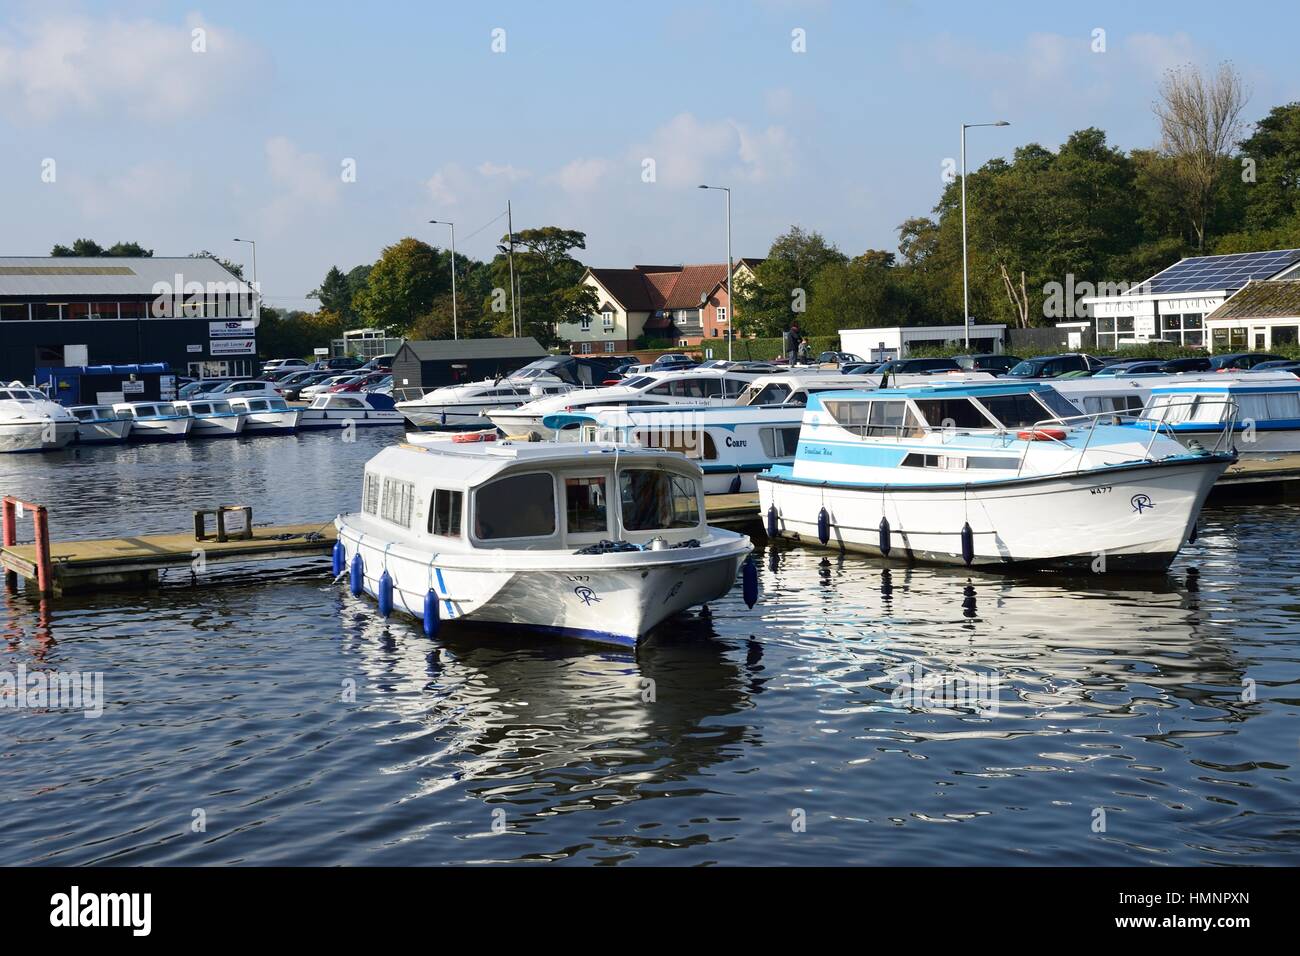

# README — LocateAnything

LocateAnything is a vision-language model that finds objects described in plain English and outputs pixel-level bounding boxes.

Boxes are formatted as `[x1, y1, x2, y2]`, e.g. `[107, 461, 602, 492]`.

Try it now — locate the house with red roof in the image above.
[561, 260, 763, 353]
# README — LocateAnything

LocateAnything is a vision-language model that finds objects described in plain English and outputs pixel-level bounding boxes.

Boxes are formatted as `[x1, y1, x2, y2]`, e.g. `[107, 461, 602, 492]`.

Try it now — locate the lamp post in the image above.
[960, 120, 1009, 348]
[232, 237, 258, 323]
[429, 219, 457, 340]
[698, 184, 733, 362]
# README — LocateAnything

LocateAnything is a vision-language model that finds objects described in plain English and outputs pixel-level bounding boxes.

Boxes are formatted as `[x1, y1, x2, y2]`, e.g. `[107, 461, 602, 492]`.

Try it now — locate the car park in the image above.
[1006, 353, 1106, 377]
[954, 353, 1023, 375]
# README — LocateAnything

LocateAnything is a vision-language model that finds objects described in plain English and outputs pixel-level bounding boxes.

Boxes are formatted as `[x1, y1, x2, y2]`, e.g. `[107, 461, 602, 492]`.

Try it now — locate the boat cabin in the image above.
[1141, 382, 1300, 427]
[113, 402, 185, 420]
[358, 442, 708, 551]
[232, 397, 292, 413]
[812, 382, 1081, 438]
[71, 404, 116, 422]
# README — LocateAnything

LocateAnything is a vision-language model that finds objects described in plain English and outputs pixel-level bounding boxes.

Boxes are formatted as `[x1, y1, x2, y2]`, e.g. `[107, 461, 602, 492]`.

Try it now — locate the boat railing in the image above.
[1015, 399, 1239, 476]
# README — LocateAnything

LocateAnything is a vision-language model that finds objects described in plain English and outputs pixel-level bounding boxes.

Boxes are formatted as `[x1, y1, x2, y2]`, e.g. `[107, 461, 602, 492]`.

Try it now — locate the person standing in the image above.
[786, 321, 801, 365]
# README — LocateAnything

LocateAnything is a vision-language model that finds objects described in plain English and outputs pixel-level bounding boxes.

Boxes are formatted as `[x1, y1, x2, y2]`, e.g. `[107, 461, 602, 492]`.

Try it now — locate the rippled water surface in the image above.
[1, 431, 1297, 865]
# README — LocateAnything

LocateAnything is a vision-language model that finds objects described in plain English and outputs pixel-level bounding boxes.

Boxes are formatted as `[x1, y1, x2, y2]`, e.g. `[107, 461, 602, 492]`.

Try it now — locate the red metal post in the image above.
[33, 506, 52, 595]
[2, 496, 14, 548]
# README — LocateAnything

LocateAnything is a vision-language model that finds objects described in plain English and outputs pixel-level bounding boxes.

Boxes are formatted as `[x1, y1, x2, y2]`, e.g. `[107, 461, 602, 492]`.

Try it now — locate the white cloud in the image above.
[64, 161, 195, 220]
[476, 161, 531, 182]
[261, 137, 341, 232]
[424, 163, 469, 205]
[0, 12, 263, 122]
[555, 157, 611, 194]
[632, 112, 797, 188]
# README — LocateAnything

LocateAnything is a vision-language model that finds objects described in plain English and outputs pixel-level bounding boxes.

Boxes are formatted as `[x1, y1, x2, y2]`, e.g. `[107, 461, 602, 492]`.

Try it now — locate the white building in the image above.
[1080, 248, 1300, 351]
[838, 324, 1006, 361]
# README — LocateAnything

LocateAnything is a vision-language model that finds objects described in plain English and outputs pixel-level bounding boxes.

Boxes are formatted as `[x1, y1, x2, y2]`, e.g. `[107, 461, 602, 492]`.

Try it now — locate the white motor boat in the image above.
[396, 378, 577, 430]
[487, 368, 765, 440]
[69, 405, 132, 444]
[174, 399, 246, 437]
[113, 402, 194, 441]
[299, 392, 404, 430]
[334, 438, 754, 646]
[0, 384, 78, 453]
[1136, 380, 1300, 457]
[229, 396, 303, 434]
[757, 380, 1232, 572]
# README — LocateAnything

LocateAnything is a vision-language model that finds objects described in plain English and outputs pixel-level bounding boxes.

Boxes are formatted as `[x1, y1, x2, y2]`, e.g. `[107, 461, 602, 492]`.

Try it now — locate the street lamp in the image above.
[429, 219, 458, 340]
[232, 238, 258, 323]
[698, 184, 733, 362]
[960, 120, 1009, 348]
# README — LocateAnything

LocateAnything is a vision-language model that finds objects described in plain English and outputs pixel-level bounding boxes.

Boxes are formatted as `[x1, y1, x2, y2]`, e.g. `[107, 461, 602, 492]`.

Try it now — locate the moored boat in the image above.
[757, 380, 1233, 571]
[334, 439, 754, 646]
[299, 392, 404, 430]
[0, 384, 78, 452]
[396, 378, 577, 430]
[112, 402, 193, 441]
[1135, 380, 1300, 457]
[69, 404, 132, 443]
[229, 396, 303, 434]
[174, 399, 246, 437]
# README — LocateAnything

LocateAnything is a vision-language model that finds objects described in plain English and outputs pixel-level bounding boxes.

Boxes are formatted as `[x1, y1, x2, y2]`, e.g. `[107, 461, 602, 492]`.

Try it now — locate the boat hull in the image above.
[75, 419, 132, 443]
[189, 415, 245, 437]
[758, 456, 1229, 571]
[0, 420, 77, 453]
[299, 411, 404, 430]
[336, 519, 752, 646]
[240, 410, 302, 434]
[128, 418, 192, 441]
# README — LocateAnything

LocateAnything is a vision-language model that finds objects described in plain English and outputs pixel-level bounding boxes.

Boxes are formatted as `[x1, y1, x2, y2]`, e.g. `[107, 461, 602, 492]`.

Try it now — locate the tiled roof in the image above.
[1207, 279, 1300, 320]
[586, 264, 728, 311]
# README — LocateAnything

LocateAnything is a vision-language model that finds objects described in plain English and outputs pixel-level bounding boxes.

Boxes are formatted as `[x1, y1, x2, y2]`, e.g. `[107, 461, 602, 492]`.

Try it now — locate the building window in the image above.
[602, 311, 614, 328]
[0, 304, 28, 321]
[580, 316, 592, 331]
[580, 342, 592, 354]
[716, 306, 727, 324]
[604, 341, 615, 353]
[711, 328, 719, 337]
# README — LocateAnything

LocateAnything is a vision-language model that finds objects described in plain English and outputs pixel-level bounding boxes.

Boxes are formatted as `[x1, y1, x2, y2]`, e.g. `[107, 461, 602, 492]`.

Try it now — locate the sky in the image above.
[2, 0, 1299, 312]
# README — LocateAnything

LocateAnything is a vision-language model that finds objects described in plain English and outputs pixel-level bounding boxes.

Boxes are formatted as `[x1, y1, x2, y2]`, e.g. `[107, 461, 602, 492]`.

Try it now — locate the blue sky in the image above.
[2, 0, 1298, 311]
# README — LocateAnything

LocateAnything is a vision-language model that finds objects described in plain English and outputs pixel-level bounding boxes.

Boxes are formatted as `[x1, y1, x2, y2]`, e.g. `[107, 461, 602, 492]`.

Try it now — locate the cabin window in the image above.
[474, 473, 556, 540]
[1264, 392, 1300, 419]
[565, 477, 608, 533]
[759, 426, 802, 458]
[619, 469, 699, 531]
[634, 429, 717, 460]
[722, 377, 748, 398]
[976, 393, 1059, 428]
[824, 400, 918, 437]
[191, 403, 211, 414]
[429, 489, 463, 536]
[1083, 395, 1142, 415]
[673, 378, 722, 399]
[912, 398, 991, 430]
[380, 477, 415, 527]
[746, 383, 791, 406]
[363, 473, 380, 515]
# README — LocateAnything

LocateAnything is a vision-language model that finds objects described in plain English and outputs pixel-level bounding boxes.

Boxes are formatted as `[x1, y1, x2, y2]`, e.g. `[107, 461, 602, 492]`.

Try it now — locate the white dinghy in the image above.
[334, 437, 754, 646]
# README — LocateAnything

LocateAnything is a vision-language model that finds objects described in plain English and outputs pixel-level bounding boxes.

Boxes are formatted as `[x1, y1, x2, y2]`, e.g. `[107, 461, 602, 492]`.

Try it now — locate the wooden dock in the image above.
[1212, 452, 1300, 498]
[1, 520, 336, 596]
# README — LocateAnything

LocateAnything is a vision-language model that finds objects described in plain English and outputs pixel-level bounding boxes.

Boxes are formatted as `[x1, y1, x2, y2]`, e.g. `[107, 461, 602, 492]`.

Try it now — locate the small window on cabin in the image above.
[380, 476, 415, 527]
[722, 377, 747, 398]
[912, 398, 991, 430]
[474, 473, 556, 540]
[648, 383, 674, 396]
[363, 473, 380, 515]
[619, 469, 699, 531]
[429, 489, 463, 536]
[565, 477, 608, 534]
[977, 393, 1056, 428]
[760, 426, 802, 457]
[1264, 392, 1300, 419]
[753, 383, 791, 405]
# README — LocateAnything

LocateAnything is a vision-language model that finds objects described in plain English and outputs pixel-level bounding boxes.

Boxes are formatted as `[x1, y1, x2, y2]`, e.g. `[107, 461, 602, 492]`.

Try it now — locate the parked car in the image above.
[1248, 359, 1300, 376]
[300, 375, 358, 400]
[366, 374, 394, 395]
[954, 353, 1023, 375]
[210, 379, 283, 398]
[841, 362, 884, 375]
[280, 371, 335, 401]
[327, 372, 390, 393]
[1007, 353, 1106, 378]
[262, 358, 309, 374]
[179, 379, 232, 398]
[1210, 352, 1287, 371]
[875, 357, 962, 375]
[358, 354, 395, 373]
[651, 353, 697, 370]
[1094, 360, 1169, 376]
[816, 351, 866, 366]
[1159, 356, 1212, 373]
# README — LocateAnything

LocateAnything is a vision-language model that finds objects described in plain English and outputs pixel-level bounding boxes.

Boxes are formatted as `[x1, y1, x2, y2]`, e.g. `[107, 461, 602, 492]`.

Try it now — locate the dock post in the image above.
[33, 505, 52, 595]
[2, 497, 15, 590]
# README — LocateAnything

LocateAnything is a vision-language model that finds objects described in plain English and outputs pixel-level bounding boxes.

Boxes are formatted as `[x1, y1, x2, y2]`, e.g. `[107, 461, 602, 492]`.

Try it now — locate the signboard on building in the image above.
[1134, 316, 1157, 339]
[210, 320, 257, 337]
[314, 347, 329, 356]
[210, 338, 256, 356]
[122, 380, 145, 394]
[187, 344, 202, 353]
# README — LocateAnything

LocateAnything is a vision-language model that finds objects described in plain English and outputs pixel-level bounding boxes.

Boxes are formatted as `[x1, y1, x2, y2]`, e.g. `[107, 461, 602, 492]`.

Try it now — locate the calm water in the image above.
[1, 430, 1297, 865]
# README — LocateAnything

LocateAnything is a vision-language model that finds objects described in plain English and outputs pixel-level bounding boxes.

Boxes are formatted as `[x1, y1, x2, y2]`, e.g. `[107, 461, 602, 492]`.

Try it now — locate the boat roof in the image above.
[1150, 379, 1300, 394]
[374, 438, 697, 487]
[811, 381, 1056, 402]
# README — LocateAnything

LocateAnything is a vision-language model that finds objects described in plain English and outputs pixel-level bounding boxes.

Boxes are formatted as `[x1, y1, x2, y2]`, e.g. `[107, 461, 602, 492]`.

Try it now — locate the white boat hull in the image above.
[399, 403, 513, 430]
[300, 410, 404, 430]
[0, 420, 77, 453]
[189, 415, 245, 437]
[758, 456, 1229, 571]
[75, 419, 132, 443]
[128, 418, 193, 441]
[241, 410, 303, 434]
[336, 519, 752, 646]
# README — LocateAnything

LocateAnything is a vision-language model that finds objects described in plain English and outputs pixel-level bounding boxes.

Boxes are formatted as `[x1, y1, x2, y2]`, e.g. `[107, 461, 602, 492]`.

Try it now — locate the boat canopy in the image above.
[811, 382, 1081, 433]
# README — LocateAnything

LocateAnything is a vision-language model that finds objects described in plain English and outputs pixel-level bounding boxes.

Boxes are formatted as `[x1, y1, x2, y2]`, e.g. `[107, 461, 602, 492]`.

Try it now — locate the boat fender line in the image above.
[766, 504, 779, 538]
[742, 556, 759, 609]
[960, 522, 975, 567]
[728, 472, 742, 495]
[816, 507, 831, 546]
[879, 516, 892, 557]
[331, 540, 345, 576]
[349, 552, 365, 596]
[378, 570, 394, 617]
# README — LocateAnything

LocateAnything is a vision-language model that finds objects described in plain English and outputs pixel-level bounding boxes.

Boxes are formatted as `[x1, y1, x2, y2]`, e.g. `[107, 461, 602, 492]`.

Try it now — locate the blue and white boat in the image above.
[1137, 380, 1300, 457]
[69, 404, 132, 443]
[174, 399, 246, 437]
[299, 392, 404, 430]
[112, 402, 193, 441]
[228, 396, 303, 434]
[757, 381, 1232, 572]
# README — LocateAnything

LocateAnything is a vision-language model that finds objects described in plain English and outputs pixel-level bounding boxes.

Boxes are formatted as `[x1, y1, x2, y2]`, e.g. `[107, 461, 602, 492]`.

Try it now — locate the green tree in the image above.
[483, 226, 596, 346]
[190, 250, 244, 278]
[353, 237, 447, 331]
[1239, 102, 1300, 230]
[51, 238, 153, 257]
[310, 266, 354, 319]
[734, 226, 847, 335]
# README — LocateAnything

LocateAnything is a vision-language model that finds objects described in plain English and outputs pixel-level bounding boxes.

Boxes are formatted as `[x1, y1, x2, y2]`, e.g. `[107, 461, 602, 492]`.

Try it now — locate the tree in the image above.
[353, 237, 447, 331]
[190, 250, 244, 278]
[51, 238, 153, 257]
[310, 266, 353, 318]
[1239, 101, 1300, 231]
[734, 226, 847, 335]
[1153, 61, 1250, 250]
[483, 226, 596, 346]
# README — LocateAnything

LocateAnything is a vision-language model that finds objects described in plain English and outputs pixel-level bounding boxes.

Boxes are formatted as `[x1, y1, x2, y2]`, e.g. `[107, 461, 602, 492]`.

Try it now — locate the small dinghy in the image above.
[335, 436, 754, 646]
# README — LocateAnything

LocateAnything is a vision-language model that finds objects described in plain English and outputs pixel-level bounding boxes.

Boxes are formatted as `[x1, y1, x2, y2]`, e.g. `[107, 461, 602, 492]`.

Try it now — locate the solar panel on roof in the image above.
[1144, 249, 1300, 293]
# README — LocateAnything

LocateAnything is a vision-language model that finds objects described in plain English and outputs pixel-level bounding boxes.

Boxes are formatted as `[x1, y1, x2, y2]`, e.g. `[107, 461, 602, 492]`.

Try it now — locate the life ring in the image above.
[452, 430, 497, 443]
[1017, 427, 1068, 441]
